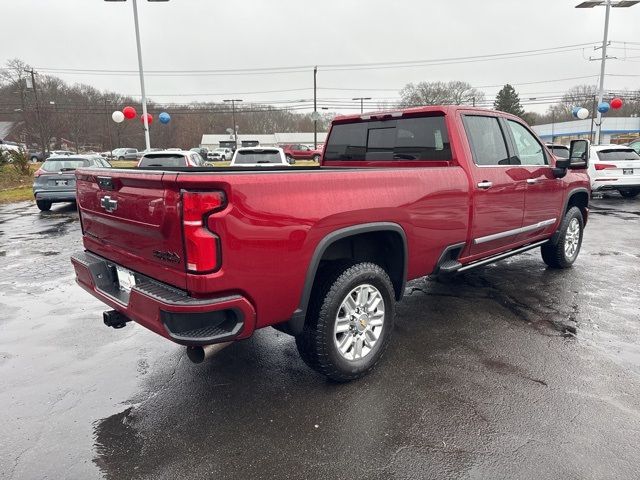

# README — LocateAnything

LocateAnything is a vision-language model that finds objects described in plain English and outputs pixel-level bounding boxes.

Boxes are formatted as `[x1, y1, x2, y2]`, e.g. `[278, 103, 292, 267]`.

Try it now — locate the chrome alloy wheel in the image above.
[564, 217, 580, 259]
[334, 284, 385, 361]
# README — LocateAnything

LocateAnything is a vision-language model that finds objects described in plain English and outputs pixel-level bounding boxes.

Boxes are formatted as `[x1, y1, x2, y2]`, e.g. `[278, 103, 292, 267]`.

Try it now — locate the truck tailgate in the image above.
[76, 169, 187, 289]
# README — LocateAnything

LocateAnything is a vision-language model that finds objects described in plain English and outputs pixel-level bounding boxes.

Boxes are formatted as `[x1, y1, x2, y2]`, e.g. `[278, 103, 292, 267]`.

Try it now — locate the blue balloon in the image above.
[572, 106, 581, 118]
[159, 112, 171, 124]
[597, 102, 610, 114]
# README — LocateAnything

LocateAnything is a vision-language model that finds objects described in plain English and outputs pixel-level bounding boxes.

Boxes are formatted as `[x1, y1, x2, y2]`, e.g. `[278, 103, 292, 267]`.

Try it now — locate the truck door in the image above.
[502, 119, 563, 243]
[461, 114, 526, 257]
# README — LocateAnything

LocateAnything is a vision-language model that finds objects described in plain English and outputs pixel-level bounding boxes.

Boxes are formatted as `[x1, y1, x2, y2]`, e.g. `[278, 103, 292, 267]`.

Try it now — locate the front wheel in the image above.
[541, 206, 584, 268]
[30, 156, 39, 163]
[36, 200, 52, 211]
[313, 154, 321, 162]
[619, 189, 639, 199]
[295, 262, 395, 382]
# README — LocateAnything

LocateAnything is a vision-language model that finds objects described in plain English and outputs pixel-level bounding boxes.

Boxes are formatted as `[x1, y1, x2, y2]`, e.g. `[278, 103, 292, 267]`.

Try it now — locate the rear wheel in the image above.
[118, 156, 124, 160]
[541, 206, 584, 268]
[295, 262, 395, 382]
[36, 200, 52, 211]
[619, 189, 639, 199]
[30, 156, 38, 163]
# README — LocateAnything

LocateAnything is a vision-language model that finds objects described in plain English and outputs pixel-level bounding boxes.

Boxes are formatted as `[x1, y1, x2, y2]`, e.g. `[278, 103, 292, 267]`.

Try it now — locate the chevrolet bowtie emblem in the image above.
[100, 196, 118, 213]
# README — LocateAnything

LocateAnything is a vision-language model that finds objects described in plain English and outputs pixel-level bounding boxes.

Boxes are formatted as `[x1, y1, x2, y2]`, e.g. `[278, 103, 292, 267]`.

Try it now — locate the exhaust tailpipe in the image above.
[186, 342, 232, 364]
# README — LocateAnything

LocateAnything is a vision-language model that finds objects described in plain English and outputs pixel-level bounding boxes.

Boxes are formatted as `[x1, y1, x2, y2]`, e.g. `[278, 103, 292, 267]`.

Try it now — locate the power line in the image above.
[33, 43, 601, 77]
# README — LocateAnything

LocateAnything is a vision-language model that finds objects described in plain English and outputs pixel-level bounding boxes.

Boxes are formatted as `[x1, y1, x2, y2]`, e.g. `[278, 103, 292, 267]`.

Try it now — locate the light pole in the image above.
[105, 0, 169, 150]
[576, 0, 639, 144]
[313, 66, 318, 149]
[223, 99, 242, 148]
[352, 97, 372, 114]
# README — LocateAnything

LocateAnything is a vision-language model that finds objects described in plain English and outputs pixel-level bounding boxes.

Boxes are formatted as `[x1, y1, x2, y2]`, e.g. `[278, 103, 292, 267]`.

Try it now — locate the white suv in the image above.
[588, 144, 640, 198]
[230, 147, 289, 167]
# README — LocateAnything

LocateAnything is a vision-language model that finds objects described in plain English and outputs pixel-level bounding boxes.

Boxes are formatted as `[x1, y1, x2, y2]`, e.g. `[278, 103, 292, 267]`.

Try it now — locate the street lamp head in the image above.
[576, 0, 639, 6]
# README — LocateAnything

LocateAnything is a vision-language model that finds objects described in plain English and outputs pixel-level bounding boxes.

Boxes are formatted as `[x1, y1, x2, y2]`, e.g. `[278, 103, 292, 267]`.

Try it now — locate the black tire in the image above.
[36, 200, 52, 211]
[30, 156, 39, 163]
[118, 156, 125, 160]
[619, 189, 639, 199]
[313, 154, 321, 162]
[541, 206, 584, 269]
[295, 262, 395, 382]
[286, 155, 294, 164]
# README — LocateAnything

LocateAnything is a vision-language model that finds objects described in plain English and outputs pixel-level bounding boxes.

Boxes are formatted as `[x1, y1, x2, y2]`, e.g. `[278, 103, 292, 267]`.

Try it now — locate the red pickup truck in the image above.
[71, 106, 590, 381]
[281, 144, 323, 163]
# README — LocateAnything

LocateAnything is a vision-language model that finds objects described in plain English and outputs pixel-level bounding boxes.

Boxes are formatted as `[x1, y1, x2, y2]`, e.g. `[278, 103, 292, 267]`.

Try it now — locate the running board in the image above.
[457, 240, 548, 273]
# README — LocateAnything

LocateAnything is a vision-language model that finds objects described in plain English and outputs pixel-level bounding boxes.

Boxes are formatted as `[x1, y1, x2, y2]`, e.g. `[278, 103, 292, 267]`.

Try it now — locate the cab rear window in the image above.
[325, 115, 451, 161]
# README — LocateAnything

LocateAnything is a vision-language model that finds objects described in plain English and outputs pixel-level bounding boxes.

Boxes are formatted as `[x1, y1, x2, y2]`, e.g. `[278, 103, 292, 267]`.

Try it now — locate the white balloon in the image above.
[112, 110, 125, 123]
[576, 108, 589, 120]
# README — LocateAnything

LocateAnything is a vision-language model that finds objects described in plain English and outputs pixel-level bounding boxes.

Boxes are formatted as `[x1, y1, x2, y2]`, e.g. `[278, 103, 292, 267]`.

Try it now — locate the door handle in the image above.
[477, 181, 493, 189]
[526, 178, 538, 184]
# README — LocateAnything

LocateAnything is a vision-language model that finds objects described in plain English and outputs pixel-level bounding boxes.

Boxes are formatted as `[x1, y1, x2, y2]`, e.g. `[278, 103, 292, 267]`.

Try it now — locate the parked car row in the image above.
[30, 130, 640, 214]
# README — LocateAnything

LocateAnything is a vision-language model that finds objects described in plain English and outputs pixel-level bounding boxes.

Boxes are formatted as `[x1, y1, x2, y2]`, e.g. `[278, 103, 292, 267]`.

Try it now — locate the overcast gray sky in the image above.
[2, 0, 639, 113]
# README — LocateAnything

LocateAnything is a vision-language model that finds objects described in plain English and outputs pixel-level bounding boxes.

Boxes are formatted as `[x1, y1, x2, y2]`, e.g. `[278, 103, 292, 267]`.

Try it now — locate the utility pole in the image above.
[223, 99, 242, 148]
[576, 0, 639, 144]
[352, 97, 372, 114]
[589, 94, 597, 143]
[25, 68, 47, 155]
[313, 66, 318, 149]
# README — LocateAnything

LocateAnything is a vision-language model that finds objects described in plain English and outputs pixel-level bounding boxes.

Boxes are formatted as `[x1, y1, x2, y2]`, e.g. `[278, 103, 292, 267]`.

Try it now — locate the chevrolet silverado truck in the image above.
[71, 106, 590, 381]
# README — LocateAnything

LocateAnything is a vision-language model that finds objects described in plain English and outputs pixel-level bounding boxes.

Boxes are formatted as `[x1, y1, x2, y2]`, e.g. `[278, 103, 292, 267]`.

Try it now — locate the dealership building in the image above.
[532, 116, 640, 145]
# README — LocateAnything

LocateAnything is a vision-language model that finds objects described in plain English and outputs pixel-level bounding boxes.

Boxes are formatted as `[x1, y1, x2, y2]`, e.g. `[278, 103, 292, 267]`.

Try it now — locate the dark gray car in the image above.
[33, 156, 111, 211]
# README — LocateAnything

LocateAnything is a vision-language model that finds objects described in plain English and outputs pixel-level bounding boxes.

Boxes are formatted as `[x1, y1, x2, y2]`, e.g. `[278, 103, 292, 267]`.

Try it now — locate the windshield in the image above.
[42, 159, 89, 172]
[596, 149, 640, 161]
[138, 154, 187, 167]
[234, 150, 282, 164]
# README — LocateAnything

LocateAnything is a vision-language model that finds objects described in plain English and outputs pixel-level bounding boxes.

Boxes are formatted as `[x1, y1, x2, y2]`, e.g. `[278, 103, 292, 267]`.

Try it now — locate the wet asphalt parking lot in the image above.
[0, 195, 639, 480]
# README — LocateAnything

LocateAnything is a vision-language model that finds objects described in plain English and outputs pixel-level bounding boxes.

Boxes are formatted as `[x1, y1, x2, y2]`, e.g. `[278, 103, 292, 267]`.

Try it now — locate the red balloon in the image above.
[140, 113, 153, 125]
[123, 106, 137, 119]
[610, 97, 623, 109]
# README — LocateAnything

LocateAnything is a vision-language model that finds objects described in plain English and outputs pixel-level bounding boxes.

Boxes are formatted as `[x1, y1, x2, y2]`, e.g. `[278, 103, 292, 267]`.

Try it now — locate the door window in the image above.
[507, 120, 547, 166]
[462, 116, 510, 166]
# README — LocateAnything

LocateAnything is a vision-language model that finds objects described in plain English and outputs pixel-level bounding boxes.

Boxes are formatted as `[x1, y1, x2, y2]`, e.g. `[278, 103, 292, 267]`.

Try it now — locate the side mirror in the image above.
[568, 139, 589, 169]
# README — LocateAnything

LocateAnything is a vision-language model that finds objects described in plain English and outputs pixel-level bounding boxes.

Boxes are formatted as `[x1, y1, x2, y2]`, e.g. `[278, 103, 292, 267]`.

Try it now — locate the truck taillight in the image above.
[595, 163, 616, 170]
[181, 191, 226, 273]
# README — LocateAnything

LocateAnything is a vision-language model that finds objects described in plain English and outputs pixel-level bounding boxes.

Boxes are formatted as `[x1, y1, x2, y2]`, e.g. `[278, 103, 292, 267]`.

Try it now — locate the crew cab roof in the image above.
[332, 105, 502, 123]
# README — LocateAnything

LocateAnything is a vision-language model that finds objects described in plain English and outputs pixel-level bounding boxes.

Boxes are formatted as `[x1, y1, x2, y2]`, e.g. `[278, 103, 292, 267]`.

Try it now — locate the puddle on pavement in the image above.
[93, 407, 148, 479]
[420, 267, 581, 339]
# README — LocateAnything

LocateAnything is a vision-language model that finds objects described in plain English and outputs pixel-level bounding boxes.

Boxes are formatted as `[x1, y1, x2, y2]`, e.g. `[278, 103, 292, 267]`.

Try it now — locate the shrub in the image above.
[8, 150, 32, 175]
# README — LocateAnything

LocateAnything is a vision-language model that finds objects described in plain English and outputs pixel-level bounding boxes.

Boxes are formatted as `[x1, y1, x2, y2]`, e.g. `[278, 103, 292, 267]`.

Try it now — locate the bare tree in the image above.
[399, 81, 485, 107]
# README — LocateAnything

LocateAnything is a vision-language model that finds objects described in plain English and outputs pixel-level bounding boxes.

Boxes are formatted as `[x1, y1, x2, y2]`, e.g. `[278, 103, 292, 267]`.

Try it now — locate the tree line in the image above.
[0, 59, 332, 154]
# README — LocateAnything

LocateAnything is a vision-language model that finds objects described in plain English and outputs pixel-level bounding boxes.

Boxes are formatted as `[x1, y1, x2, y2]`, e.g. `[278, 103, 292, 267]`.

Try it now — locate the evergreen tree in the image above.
[493, 84, 525, 117]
